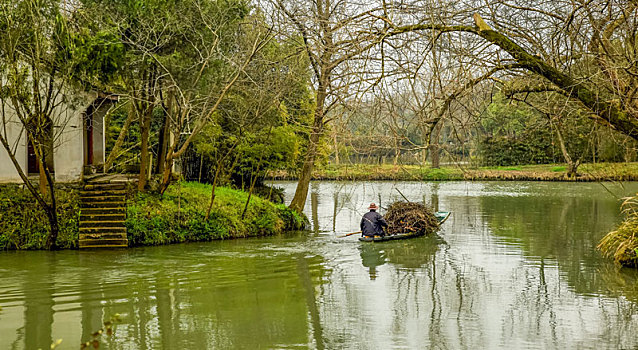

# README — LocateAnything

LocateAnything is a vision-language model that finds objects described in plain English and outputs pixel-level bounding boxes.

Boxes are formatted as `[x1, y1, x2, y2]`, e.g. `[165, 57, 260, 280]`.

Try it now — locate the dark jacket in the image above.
[360, 210, 388, 237]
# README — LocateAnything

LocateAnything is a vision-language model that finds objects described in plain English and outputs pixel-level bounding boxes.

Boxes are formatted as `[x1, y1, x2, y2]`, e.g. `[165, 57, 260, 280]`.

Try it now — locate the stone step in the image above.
[80, 189, 127, 197]
[79, 227, 127, 234]
[83, 183, 127, 191]
[80, 213, 126, 222]
[80, 195, 126, 203]
[79, 238, 128, 248]
[80, 220, 125, 228]
[81, 207, 126, 215]
[80, 233, 127, 240]
[80, 201, 126, 209]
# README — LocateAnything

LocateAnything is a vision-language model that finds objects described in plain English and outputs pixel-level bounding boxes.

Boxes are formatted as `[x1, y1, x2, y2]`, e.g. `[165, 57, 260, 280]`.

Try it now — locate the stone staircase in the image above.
[79, 180, 128, 248]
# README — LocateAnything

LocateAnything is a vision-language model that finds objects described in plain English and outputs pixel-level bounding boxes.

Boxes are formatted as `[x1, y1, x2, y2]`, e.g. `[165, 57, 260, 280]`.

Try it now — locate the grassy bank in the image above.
[126, 182, 307, 246]
[0, 182, 306, 250]
[0, 185, 81, 250]
[268, 162, 638, 182]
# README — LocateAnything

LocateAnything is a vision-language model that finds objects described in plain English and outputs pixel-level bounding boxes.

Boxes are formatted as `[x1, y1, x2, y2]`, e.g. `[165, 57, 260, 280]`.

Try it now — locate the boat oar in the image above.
[337, 231, 361, 238]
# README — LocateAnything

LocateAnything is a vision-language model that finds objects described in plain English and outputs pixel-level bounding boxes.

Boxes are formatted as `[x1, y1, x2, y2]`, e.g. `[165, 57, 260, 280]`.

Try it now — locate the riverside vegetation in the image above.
[0, 182, 306, 250]
[269, 162, 638, 182]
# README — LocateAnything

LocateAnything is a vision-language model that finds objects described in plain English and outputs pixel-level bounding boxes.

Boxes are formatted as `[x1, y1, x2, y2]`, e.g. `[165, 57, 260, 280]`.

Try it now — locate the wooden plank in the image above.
[79, 238, 128, 248]
[80, 233, 127, 240]
[80, 220, 125, 228]
[79, 227, 127, 233]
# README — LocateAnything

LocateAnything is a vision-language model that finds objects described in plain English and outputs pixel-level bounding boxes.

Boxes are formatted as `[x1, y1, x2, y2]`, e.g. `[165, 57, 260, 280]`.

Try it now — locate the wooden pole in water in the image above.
[337, 231, 361, 238]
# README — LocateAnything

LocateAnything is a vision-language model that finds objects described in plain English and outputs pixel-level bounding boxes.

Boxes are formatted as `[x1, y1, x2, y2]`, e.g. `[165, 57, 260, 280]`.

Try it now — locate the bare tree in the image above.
[272, 0, 396, 211]
[384, 1, 638, 141]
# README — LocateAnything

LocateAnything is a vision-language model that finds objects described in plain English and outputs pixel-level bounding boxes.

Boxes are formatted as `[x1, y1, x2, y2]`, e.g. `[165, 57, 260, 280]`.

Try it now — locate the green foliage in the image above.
[56, 25, 125, 87]
[479, 133, 557, 166]
[234, 126, 303, 181]
[552, 166, 566, 172]
[126, 182, 306, 246]
[0, 186, 80, 250]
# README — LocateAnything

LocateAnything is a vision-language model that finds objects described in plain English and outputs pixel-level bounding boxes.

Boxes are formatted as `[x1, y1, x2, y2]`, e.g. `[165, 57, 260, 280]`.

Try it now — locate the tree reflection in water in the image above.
[3, 181, 638, 349]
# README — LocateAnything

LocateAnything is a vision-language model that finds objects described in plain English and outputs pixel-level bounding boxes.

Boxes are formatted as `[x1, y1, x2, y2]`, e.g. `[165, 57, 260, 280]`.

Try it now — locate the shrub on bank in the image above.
[0, 185, 80, 250]
[598, 195, 638, 267]
[126, 182, 307, 246]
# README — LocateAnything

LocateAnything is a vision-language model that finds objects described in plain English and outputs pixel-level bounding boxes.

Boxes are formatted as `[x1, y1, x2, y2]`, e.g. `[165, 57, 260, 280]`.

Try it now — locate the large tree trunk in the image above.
[553, 121, 580, 177]
[289, 90, 325, 212]
[392, 15, 638, 140]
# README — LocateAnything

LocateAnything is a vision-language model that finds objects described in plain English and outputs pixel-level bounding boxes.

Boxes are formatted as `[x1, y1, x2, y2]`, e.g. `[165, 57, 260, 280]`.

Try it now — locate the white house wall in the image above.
[0, 91, 97, 183]
[0, 118, 28, 183]
[53, 101, 87, 182]
[92, 102, 107, 167]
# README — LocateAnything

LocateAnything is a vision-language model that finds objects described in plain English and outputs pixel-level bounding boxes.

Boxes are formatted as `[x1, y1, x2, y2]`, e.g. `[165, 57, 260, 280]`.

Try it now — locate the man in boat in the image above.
[360, 203, 389, 237]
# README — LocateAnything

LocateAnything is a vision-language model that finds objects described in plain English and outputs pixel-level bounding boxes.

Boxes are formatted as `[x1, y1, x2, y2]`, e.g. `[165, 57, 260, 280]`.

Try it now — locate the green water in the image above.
[1, 181, 638, 349]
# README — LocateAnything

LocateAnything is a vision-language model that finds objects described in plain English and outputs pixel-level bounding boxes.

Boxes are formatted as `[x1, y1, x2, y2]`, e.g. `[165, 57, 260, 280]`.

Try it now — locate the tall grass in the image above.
[598, 195, 638, 267]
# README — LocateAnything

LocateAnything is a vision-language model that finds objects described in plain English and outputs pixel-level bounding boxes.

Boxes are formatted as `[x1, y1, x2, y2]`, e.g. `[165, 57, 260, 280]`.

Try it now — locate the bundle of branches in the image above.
[384, 201, 439, 235]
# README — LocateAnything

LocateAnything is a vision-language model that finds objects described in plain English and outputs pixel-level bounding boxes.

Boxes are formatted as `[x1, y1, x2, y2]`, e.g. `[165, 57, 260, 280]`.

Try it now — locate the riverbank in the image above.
[268, 162, 638, 182]
[126, 182, 306, 246]
[0, 182, 306, 250]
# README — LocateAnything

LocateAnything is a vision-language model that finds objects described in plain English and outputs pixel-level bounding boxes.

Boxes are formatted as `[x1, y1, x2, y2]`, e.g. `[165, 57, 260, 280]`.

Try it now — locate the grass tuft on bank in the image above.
[126, 182, 307, 246]
[0, 185, 80, 250]
[598, 196, 638, 267]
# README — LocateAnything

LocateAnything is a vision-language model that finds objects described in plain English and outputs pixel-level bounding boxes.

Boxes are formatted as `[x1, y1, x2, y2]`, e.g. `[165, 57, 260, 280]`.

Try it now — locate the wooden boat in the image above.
[358, 211, 451, 242]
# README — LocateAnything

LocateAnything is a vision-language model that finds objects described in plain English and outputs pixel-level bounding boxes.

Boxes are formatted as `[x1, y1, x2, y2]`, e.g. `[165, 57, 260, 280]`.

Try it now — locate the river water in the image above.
[1, 181, 638, 349]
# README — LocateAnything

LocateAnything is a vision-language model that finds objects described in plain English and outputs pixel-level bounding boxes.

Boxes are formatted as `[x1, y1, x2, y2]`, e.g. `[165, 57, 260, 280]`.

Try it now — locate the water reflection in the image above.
[359, 244, 386, 280]
[2, 181, 638, 349]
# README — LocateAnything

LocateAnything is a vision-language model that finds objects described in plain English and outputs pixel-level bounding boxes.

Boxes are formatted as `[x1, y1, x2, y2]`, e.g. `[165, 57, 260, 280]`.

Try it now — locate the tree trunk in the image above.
[0, 132, 58, 250]
[159, 151, 174, 195]
[105, 103, 136, 172]
[205, 167, 222, 220]
[567, 160, 580, 178]
[393, 137, 399, 165]
[43, 202, 59, 250]
[553, 121, 579, 177]
[156, 107, 171, 175]
[333, 130, 339, 165]
[38, 156, 48, 195]
[289, 106, 324, 213]
[430, 122, 442, 169]
[241, 169, 260, 220]
[138, 105, 152, 191]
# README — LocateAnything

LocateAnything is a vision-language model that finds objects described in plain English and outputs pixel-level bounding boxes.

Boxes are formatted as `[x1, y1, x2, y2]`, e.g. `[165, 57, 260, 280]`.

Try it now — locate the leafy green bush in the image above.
[126, 182, 307, 246]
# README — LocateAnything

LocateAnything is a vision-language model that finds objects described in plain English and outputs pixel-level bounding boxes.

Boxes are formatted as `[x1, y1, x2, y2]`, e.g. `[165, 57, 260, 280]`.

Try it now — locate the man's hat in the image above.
[368, 203, 378, 210]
